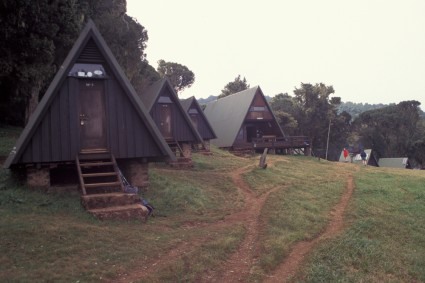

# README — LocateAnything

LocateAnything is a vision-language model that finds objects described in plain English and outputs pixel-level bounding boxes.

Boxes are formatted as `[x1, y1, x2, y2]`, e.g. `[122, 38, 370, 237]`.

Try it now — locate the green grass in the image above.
[0, 127, 424, 282]
[0, 126, 21, 156]
[293, 167, 425, 282]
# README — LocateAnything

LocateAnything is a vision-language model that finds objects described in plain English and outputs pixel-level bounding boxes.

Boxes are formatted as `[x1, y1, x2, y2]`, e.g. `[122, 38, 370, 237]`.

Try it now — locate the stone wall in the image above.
[122, 159, 149, 188]
[27, 167, 50, 189]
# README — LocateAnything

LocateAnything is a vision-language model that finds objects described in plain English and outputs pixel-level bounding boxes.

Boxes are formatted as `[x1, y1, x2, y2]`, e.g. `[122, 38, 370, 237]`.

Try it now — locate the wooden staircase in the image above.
[166, 140, 193, 168]
[76, 152, 148, 221]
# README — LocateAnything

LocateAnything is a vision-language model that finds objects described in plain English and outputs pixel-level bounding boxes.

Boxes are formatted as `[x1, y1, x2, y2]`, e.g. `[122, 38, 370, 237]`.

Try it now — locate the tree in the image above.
[270, 93, 298, 135]
[0, 0, 86, 125]
[292, 83, 342, 157]
[218, 75, 249, 98]
[0, 0, 150, 125]
[352, 100, 422, 160]
[156, 59, 195, 94]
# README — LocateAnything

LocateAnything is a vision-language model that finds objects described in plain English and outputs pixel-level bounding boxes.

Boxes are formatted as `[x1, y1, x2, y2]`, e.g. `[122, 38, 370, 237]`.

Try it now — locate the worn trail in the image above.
[264, 175, 355, 283]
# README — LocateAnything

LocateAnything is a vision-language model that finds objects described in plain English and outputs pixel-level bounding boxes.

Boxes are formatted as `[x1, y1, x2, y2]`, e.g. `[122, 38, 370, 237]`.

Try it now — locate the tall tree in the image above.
[292, 83, 342, 157]
[156, 59, 195, 94]
[218, 75, 249, 98]
[0, 0, 86, 125]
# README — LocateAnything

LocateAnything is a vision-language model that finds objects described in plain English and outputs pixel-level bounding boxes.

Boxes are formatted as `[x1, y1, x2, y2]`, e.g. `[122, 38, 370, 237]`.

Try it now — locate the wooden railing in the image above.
[234, 136, 310, 150]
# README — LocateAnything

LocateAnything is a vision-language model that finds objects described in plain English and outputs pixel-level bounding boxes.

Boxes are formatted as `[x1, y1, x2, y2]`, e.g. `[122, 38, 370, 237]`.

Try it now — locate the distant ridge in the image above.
[196, 95, 424, 119]
[197, 95, 273, 105]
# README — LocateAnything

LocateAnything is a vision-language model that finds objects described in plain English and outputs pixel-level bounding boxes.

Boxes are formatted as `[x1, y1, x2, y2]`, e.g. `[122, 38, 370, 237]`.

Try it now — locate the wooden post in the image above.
[259, 148, 268, 169]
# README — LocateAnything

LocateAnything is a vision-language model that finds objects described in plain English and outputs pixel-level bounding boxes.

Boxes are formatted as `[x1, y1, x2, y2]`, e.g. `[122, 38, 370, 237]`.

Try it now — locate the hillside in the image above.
[1, 134, 424, 282]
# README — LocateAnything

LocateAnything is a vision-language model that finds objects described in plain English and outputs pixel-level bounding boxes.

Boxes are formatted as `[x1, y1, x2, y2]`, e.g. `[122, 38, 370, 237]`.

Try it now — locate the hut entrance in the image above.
[78, 80, 108, 152]
[159, 104, 172, 140]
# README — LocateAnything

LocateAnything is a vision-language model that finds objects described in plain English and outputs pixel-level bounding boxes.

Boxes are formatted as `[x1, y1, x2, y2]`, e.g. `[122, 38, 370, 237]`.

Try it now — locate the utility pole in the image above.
[325, 119, 331, 160]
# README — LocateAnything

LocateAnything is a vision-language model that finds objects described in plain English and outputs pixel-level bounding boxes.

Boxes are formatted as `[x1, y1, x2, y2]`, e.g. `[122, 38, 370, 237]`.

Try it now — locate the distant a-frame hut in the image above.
[180, 96, 217, 151]
[204, 86, 310, 154]
[140, 78, 203, 163]
[3, 20, 175, 194]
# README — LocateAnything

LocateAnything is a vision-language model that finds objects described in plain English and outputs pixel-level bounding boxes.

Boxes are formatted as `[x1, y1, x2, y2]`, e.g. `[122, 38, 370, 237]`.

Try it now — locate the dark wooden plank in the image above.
[124, 99, 135, 157]
[31, 126, 42, 162]
[68, 78, 79, 157]
[60, 81, 71, 160]
[50, 92, 62, 161]
[115, 84, 127, 158]
[40, 112, 51, 162]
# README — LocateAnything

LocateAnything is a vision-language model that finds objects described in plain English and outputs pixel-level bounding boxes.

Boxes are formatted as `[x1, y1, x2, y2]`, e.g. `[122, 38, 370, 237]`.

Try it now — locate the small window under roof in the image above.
[158, 96, 173, 103]
[68, 63, 106, 78]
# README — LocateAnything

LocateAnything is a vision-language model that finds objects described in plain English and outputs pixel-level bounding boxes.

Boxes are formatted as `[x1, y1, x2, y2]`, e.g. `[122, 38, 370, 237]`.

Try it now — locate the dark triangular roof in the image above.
[4, 20, 175, 168]
[180, 96, 217, 140]
[140, 78, 203, 144]
[203, 86, 284, 147]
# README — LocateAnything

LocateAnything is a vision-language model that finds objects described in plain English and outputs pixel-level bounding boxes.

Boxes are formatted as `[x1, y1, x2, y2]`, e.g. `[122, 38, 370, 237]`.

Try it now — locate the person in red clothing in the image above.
[343, 148, 349, 162]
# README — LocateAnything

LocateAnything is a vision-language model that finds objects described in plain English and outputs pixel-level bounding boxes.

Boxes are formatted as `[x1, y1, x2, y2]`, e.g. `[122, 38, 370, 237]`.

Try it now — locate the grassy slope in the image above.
[0, 127, 424, 282]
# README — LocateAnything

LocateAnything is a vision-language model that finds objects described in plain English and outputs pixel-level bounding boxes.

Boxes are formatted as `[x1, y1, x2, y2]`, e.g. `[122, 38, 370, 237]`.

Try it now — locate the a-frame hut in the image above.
[3, 20, 175, 200]
[378, 157, 411, 169]
[204, 86, 310, 154]
[140, 78, 203, 163]
[180, 96, 217, 151]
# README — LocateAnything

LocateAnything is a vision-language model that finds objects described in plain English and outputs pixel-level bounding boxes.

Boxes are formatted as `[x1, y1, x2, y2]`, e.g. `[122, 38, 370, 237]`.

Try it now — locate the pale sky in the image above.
[126, 0, 425, 110]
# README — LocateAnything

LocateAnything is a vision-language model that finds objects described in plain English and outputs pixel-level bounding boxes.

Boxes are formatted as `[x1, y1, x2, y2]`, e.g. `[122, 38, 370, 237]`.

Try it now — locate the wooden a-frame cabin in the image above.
[180, 96, 217, 151]
[203, 86, 310, 154]
[3, 20, 175, 219]
[140, 78, 203, 164]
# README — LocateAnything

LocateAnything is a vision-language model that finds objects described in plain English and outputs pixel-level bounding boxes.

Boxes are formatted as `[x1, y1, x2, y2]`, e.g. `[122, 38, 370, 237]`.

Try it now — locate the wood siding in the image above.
[187, 103, 215, 140]
[106, 79, 163, 158]
[18, 78, 163, 164]
[150, 90, 197, 143]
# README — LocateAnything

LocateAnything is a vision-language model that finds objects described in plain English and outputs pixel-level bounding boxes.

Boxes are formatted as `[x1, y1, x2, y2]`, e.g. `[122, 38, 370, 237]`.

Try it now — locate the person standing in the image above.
[343, 148, 349, 162]
[360, 149, 367, 166]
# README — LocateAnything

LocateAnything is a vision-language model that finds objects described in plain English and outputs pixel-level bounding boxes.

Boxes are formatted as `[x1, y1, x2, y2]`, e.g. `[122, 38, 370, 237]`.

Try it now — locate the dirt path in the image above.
[113, 158, 355, 283]
[201, 163, 279, 282]
[264, 175, 355, 283]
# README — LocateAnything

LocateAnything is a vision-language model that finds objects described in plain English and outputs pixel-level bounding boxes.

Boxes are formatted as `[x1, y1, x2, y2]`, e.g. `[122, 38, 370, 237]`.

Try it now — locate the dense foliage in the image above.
[0, 0, 156, 126]
[270, 83, 350, 160]
[218, 75, 250, 98]
[271, 87, 425, 167]
[352, 101, 425, 166]
[156, 59, 195, 94]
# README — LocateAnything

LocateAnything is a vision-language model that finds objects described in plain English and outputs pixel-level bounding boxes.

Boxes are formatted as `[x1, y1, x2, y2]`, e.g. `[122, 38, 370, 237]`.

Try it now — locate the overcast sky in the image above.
[126, 0, 425, 109]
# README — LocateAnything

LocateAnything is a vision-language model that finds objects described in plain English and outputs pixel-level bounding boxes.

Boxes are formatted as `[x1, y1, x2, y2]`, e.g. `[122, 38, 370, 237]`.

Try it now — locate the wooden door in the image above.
[78, 80, 107, 152]
[190, 114, 199, 131]
[159, 104, 172, 140]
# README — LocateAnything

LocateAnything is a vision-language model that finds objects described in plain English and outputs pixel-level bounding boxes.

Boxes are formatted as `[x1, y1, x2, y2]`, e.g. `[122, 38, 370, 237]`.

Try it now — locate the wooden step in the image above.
[81, 192, 140, 210]
[80, 161, 114, 167]
[88, 204, 149, 221]
[82, 172, 118, 178]
[85, 181, 121, 188]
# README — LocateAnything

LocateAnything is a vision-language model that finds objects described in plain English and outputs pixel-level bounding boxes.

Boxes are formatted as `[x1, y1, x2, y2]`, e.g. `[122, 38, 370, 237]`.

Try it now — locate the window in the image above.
[249, 106, 268, 112]
[158, 96, 173, 103]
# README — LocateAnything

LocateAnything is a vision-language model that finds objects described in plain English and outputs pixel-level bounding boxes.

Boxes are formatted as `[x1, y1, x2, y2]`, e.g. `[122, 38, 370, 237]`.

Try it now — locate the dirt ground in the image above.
[115, 159, 355, 283]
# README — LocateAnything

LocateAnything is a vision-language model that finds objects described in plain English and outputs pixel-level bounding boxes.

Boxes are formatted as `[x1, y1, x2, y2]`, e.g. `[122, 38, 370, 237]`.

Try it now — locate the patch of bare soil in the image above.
[264, 175, 355, 283]
[113, 158, 355, 283]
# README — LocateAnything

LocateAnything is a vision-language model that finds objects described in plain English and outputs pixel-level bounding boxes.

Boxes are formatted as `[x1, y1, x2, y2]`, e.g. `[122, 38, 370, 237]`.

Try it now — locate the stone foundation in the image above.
[123, 159, 149, 188]
[203, 140, 211, 151]
[27, 167, 50, 189]
[182, 143, 192, 159]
